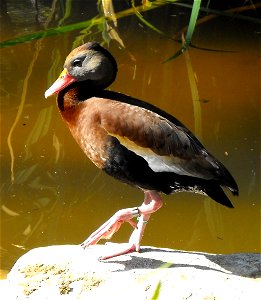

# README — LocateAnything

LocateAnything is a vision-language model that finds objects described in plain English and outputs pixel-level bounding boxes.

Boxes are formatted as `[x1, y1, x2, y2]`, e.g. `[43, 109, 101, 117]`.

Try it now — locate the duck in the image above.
[45, 41, 239, 260]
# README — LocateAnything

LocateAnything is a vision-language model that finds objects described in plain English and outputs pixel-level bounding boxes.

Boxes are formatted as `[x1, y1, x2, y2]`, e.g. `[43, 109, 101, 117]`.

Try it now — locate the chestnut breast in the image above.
[59, 97, 153, 169]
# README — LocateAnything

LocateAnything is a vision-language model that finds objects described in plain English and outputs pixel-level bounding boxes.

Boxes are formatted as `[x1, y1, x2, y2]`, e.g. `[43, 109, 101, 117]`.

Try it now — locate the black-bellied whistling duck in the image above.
[45, 42, 239, 260]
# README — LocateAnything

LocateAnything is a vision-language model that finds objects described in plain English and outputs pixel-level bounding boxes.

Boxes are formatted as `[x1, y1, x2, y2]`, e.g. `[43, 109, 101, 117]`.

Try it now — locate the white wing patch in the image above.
[140, 153, 193, 176]
[109, 133, 193, 176]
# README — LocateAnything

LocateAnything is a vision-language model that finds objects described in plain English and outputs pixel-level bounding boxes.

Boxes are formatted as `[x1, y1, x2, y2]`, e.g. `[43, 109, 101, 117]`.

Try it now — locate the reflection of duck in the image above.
[45, 42, 239, 260]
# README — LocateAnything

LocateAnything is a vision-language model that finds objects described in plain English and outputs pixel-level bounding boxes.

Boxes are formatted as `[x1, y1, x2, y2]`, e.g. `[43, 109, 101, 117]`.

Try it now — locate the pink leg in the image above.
[81, 190, 163, 260]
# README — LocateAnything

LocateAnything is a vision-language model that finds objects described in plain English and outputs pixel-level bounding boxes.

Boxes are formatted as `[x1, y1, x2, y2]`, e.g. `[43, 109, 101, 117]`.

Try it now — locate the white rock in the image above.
[1, 244, 261, 299]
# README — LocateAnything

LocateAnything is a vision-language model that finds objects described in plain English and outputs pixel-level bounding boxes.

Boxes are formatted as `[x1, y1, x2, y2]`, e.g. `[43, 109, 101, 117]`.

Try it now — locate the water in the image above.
[0, 1, 260, 277]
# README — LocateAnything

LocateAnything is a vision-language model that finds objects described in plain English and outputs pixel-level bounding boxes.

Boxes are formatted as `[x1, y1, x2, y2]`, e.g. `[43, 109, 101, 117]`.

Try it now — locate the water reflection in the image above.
[0, 0, 260, 276]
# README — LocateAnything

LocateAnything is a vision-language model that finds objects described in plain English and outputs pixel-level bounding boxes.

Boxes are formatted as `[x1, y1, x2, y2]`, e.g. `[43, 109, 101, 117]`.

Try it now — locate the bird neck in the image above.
[57, 81, 101, 111]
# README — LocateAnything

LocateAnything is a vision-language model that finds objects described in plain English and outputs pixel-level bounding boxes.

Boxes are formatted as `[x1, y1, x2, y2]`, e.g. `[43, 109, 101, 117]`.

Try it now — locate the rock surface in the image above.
[1, 244, 261, 299]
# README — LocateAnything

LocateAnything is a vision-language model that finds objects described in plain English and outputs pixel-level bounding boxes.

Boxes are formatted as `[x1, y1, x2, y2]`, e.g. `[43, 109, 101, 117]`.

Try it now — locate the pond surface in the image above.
[0, 1, 260, 278]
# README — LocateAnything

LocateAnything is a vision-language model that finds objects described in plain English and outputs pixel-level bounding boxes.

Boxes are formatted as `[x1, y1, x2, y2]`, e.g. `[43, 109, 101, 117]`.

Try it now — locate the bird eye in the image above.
[72, 59, 82, 67]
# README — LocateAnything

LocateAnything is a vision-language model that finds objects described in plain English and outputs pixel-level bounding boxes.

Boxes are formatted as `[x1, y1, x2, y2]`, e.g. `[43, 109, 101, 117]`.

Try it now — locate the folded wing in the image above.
[100, 101, 222, 181]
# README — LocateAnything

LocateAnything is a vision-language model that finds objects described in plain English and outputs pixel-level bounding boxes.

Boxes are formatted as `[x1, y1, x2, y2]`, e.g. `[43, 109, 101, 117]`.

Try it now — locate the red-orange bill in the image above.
[45, 68, 76, 98]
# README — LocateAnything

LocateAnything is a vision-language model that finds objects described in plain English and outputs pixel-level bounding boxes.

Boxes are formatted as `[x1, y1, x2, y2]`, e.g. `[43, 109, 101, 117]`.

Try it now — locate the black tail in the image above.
[163, 168, 239, 209]
[215, 159, 239, 197]
[204, 183, 235, 208]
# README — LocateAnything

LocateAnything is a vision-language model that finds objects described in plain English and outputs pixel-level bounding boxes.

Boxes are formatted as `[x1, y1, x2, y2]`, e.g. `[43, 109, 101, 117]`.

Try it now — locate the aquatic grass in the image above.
[126, 261, 173, 300]
[0, 2, 164, 48]
[58, 0, 73, 26]
[173, 1, 261, 24]
[170, 1, 261, 55]
[5, 0, 64, 183]
[164, 0, 201, 61]
[6, 41, 43, 183]
[1, 0, 259, 53]
[143, 262, 172, 299]
[0, 19, 98, 48]
[100, 0, 117, 26]
[150, 281, 162, 299]
[98, 0, 125, 47]
[182, 33, 202, 139]
[130, 0, 166, 36]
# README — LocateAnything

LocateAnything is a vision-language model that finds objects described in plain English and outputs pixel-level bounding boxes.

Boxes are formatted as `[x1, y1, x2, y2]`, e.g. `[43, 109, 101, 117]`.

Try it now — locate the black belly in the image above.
[102, 137, 207, 195]
[102, 137, 172, 193]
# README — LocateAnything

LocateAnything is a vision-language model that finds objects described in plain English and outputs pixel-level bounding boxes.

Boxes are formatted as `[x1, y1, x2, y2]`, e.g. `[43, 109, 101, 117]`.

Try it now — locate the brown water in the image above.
[0, 1, 260, 277]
